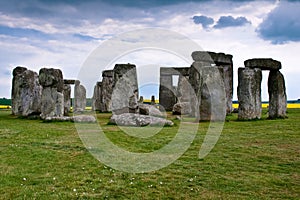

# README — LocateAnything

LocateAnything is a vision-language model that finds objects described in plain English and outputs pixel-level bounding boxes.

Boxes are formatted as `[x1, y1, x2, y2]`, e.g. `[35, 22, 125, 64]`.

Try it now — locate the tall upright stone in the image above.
[192, 51, 233, 114]
[92, 81, 102, 111]
[159, 67, 190, 111]
[63, 79, 76, 115]
[63, 84, 71, 115]
[237, 67, 262, 120]
[101, 70, 114, 112]
[268, 70, 287, 119]
[74, 80, 86, 113]
[39, 68, 64, 119]
[111, 64, 138, 114]
[11, 66, 42, 116]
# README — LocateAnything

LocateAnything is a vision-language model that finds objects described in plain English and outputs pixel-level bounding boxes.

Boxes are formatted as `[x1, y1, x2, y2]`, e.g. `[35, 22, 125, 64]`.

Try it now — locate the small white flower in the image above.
[189, 178, 193, 182]
[23, 178, 26, 181]
[130, 182, 133, 185]
[73, 188, 76, 192]
[159, 182, 163, 185]
[53, 177, 56, 180]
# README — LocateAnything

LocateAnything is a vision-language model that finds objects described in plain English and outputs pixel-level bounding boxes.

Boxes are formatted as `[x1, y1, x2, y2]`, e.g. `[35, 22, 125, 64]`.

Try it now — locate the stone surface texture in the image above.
[11, 66, 42, 116]
[268, 70, 287, 119]
[244, 58, 281, 71]
[237, 67, 262, 120]
[109, 113, 173, 127]
[74, 80, 86, 113]
[39, 68, 64, 119]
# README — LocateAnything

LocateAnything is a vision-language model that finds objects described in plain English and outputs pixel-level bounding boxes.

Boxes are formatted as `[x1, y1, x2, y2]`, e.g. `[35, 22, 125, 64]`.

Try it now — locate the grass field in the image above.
[0, 109, 299, 199]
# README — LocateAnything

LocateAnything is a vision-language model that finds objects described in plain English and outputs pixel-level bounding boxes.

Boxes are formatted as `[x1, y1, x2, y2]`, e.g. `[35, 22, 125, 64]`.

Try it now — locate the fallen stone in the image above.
[172, 102, 191, 115]
[244, 58, 281, 71]
[43, 115, 96, 123]
[109, 113, 173, 127]
[139, 104, 165, 118]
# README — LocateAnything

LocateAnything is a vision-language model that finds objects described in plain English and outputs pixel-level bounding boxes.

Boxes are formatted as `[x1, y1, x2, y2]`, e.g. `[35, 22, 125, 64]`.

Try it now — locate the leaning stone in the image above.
[237, 67, 262, 120]
[244, 58, 281, 71]
[268, 70, 287, 119]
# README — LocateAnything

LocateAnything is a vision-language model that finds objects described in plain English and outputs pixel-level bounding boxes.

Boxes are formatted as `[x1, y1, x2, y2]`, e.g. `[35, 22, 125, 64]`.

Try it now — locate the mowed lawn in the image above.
[0, 109, 299, 199]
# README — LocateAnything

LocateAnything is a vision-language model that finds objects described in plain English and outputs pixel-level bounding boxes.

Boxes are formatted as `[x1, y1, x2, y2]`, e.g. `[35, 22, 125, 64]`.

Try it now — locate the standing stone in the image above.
[237, 67, 262, 120]
[268, 70, 287, 119]
[111, 64, 138, 114]
[92, 81, 102, 111]
[11, 66, 42, 116]
[63, 84, 71, 115]
[39, 68, 64, 119]
[159, 67, 189, 111]
[199, 66, 226, 121]
[192, 51, 233, 114]
[101, 70, 114, 112]
[74, 80, 86, 113]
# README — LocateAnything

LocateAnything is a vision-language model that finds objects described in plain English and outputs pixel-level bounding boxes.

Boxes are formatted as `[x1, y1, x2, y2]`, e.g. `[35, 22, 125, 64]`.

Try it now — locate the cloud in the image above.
[256, 1, 300, 44]
[0, 25, 53, 40]
[213, 16, 251, 29]
[192, 15, 214, 28]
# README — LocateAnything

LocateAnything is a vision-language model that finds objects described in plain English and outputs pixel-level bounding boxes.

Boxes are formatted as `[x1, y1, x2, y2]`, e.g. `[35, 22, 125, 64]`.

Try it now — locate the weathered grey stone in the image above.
[199, 66, 226, 121]
[244, 58, 281, 71]
[237, 67, 262, 120]
[191, 51, 233, 114]
[11, 67, 42, 116]
[192, 51, 233, 64]
[63, 84, 71, 115]
[139, 104, 165, 118]
[172, 102, 192, 115]
[268, 70, 287, 119]
[109, 113, 173, 127]
[43, 115, 96, 123]
[74, 80, 86, 113]
[73, 115, 96, 123]
[63, 79, 76, 85]
[92, 82, 102, 111]
[159, 67, 189, 111]
[39, 68, 64, 119]
[39, 68, 64, 92]
[101, 70, 114, 112]
[111, 64, 138, 114]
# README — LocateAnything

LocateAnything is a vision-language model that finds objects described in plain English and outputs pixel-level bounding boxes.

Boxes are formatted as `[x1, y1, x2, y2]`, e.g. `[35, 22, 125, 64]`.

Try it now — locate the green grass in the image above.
[0, 109, 299, 199]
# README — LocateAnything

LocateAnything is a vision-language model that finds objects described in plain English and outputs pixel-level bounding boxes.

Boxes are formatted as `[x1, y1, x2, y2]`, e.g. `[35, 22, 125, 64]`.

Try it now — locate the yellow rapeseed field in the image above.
[232, 103, 300, 109]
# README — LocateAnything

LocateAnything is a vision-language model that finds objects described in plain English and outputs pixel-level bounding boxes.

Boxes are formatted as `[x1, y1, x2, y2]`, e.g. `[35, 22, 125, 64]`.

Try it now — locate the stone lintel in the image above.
[192, 51, 232, 64]
[244, 58, 281, 71]
[64, 79, 77, 84]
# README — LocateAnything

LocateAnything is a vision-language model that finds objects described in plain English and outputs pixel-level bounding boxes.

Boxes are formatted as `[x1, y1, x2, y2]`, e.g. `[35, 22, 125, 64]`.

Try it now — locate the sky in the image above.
[0, 0, 299, 101]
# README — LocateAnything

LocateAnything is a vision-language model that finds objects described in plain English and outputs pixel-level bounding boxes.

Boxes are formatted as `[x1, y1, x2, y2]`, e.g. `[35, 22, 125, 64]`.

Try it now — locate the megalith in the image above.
[192, 51, 233, 114]
[74, 80, 86, 113]
[11, 66, 42, 116]
[268, 70, 287, 119]
[101, 70, 114, 112]
[237, 67, 262, 120]
[92, 81, 102, 111]
[111, 64, 138, 114]
[63, 79, 76, 115]
[244, 58, 287, 119]
[39, 68, 64, 119]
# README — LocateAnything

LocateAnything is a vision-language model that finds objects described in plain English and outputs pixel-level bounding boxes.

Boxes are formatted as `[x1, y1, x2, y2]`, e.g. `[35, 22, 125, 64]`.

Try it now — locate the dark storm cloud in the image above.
[256, 1, 300, 44]
[192, 15, 214, 28]
[213, 16, 251, 29]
